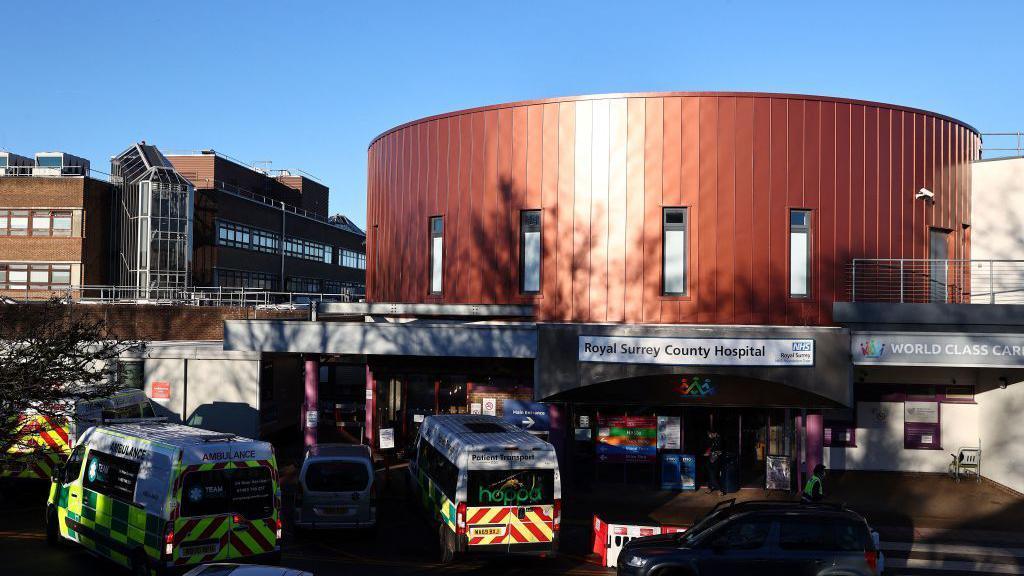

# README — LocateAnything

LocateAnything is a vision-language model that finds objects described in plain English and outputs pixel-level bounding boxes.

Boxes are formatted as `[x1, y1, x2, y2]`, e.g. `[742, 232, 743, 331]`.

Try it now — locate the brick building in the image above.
[166, 149, 366, 295]
[0, 152, 112, 295]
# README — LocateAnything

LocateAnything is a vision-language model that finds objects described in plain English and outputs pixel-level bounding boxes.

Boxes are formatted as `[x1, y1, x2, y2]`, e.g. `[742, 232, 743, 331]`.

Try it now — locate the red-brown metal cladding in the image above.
[365, 92, 980, 326]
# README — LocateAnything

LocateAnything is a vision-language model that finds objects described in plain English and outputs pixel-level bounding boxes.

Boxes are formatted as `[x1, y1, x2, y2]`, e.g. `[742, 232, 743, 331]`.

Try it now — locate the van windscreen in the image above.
[305, 461, 370, 492]
[181, 466, 273, 519]
[468, 469, 554, 506]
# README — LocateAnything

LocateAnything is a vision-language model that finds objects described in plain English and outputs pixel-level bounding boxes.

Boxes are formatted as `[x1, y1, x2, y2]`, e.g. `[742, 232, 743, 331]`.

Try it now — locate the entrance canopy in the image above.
[547, 373, 842, 409]
[537, 323, 852, 407]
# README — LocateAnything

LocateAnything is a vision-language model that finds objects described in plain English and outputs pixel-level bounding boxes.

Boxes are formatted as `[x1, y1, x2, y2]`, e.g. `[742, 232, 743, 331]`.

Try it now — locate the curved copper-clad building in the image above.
[367, 92, 980, 326]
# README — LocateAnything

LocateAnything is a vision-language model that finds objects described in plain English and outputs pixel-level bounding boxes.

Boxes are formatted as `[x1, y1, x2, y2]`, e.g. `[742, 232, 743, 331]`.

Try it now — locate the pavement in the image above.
[3, 467, 1024, 575]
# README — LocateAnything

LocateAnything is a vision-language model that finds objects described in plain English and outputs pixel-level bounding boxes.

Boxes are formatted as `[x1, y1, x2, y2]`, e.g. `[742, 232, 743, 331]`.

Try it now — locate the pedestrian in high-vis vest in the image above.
[802, 463, 826, 502]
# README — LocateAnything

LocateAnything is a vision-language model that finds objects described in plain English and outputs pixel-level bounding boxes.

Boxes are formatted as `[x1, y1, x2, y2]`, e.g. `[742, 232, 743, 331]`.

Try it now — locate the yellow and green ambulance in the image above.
[410, 414, 562, 563]
[46, 421, 281, 575]
[2, 389, 156, 484]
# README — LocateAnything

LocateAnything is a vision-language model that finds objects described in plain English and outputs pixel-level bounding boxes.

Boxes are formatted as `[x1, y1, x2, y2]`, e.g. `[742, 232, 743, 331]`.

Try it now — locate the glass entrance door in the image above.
[739, 410, 768, 487]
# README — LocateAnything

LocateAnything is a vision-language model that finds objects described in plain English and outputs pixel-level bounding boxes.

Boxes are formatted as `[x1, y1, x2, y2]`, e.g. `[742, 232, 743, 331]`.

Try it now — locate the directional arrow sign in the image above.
[502, 400, 550, 431]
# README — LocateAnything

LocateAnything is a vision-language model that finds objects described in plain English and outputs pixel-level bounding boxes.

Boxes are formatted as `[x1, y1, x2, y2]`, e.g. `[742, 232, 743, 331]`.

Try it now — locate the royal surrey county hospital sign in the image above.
[578, 336, 815, 367]
[854, 332, 1024, 367]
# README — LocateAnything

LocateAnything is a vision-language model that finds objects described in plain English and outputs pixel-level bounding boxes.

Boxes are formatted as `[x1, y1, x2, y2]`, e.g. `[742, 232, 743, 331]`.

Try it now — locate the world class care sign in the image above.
[578, 336, 814, 366]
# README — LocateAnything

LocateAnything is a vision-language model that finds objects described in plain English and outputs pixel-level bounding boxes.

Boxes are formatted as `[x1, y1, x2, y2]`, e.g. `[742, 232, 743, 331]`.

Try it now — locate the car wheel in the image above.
[45, 508, 59, 547]
[129, 549, 149, 576]
[439, 525, 455, 564]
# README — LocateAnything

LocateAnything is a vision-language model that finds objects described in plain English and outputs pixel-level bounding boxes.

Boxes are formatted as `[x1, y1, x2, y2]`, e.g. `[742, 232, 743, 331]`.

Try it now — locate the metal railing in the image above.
[0, 285, 365, 308]
[0, 165, 90, 177]
[847, 259, 1024, 304]
[981, 132, 1024, 158]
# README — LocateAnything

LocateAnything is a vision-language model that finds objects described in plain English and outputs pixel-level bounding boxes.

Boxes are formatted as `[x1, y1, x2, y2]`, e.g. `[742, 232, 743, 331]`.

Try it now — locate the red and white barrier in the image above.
[592, 513, 688, 567]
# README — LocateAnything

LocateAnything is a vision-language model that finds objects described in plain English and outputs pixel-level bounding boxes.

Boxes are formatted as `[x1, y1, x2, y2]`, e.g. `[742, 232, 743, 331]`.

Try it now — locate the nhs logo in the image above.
[792, 341, 813, 352]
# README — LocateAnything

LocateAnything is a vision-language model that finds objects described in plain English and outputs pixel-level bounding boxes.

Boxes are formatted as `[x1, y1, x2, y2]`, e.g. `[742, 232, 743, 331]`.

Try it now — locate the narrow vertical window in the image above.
[520, 210, 541, 293]
[429, 216, 443, 294]
[790, 209, 811, 298]
[662, 208, 687, 295]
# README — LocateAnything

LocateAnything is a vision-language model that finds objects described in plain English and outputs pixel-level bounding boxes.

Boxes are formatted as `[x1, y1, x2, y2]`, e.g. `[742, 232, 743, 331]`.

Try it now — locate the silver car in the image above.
[293, 443, 376, 530]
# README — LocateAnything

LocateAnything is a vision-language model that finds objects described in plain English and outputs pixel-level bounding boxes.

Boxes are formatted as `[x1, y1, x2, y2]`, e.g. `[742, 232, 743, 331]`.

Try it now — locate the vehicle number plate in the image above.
[470, 527, 504, 537]
[182, 542, 219, 557]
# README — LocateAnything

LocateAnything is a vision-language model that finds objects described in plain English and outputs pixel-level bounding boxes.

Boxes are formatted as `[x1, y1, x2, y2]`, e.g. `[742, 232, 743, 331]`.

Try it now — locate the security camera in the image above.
[915, 187, 934, 201]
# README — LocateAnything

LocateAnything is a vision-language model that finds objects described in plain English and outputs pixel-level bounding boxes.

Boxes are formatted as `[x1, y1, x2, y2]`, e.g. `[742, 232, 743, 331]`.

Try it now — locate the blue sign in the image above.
[679, 454, 697, 491]
[661, 454, 697, 491]
[502, 400, 550, 431]
[661, 454, 682, 490]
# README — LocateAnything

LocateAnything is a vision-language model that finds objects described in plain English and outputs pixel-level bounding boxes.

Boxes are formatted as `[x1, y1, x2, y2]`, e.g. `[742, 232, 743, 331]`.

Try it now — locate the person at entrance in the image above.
[802, 463, 826, 502]
[704, 430, 724, 495]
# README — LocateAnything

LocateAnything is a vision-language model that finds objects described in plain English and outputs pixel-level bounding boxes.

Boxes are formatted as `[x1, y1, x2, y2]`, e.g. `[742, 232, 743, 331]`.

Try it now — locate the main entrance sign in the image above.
[578, 336, 814, 367]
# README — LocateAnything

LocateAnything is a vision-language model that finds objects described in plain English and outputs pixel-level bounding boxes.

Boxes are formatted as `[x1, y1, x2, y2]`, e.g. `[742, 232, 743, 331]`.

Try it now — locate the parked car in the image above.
[294, 443, 376, 530]
[183, 564, 312, 576]
[617, 500, 882, 576]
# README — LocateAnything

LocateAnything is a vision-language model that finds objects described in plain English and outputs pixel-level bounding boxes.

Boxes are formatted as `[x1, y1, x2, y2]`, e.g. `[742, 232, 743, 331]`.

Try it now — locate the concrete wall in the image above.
[971, 157, 1024, 302]
[825, 401, 979, 474]
[140, 342, 261, 439]
[976, 378, 1024, 494]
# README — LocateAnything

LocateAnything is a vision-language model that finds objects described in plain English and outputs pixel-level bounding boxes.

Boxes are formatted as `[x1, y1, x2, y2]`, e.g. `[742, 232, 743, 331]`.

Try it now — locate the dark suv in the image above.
[616, 501, 882, 576]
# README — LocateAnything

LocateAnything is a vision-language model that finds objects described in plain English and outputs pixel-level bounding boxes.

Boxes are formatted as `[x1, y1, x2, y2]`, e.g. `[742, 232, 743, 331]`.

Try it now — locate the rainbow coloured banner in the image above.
[596, 416, 657, 464]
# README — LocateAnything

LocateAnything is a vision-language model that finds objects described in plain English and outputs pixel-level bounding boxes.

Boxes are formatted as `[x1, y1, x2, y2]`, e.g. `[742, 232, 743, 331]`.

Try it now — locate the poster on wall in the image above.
[150, 381, 171, 400]
[596, 415, 657, 463]
[679, 454, 697, 491]
[482, 398, 497, 416]
[766, 455, 791, 491]
[660, 453, 682, 490]
[470, 403, 482, 415]
[657, 416, 681, 450]
[379, 428, 395, 450]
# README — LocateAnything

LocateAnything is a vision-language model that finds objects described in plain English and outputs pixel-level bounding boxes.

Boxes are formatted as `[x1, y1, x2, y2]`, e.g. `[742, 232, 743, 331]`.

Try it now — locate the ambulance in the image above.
[1, 389, 156, 485]
[410, 414, 561, 563]
[45, 421, 281, 575]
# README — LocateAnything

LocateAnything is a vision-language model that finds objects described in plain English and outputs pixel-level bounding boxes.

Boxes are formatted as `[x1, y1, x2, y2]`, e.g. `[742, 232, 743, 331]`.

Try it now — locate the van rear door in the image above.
[178, 463, 277, 564]
[466, 467, 555, 552]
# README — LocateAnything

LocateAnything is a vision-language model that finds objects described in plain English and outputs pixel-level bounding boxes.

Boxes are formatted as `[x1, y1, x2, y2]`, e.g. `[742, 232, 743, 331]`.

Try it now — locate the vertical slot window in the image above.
[662, 208, 688, 295]
[429, 216, 443, 294]
[520, 210, 541, 294]
[790, 210, 811, 298]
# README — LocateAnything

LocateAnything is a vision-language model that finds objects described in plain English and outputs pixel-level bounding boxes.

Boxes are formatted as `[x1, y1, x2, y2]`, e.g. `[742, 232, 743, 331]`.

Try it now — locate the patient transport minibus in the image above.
[46, 421, 281, 575]
[410, 414, 561, 563]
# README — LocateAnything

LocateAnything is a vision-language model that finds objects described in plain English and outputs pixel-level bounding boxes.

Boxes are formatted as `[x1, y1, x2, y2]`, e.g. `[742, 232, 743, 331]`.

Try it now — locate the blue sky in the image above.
[1, 1, 1020, 228]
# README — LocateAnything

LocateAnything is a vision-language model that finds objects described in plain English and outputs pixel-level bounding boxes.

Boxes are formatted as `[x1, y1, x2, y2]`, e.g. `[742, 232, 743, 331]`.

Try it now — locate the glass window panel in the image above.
[51, 268, 71, 285]
[431, 236, 443, 293]
[0, 214, 8, 230]
[522, 230, 541, 292]
[10, 212, 28, 230]
[29, 269, 49, 284]
[36, 156, 62, 167]
[790, 230, 809, 297]
[664, 229, 687, 294]
[53, 213, 71, 231]
[32, 214, 50, 230]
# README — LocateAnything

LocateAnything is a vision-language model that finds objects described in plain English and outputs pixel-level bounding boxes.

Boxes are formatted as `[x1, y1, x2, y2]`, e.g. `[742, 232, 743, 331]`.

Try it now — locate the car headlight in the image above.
[624, 552, 648, 567]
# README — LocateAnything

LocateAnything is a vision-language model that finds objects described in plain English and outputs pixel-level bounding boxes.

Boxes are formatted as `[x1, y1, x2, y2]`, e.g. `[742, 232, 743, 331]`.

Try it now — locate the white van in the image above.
[46, 421, 281, 574]
[294, 443, 376, 530]
[410, 415, 562, 562]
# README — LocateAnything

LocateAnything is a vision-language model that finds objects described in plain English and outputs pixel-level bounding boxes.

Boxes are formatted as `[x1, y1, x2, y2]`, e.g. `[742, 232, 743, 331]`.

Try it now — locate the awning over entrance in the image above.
[537, 323, 853, 407]
[547, 373, 843, 409]
[223, 319, 537, 358]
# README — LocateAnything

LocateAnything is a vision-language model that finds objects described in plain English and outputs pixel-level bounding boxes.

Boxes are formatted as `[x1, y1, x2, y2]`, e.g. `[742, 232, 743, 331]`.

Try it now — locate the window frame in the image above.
[662, 207, 689, 296]
[429, 216, 443, 295]
[789, 208, 813, 299]
[519, 209, 542, 295]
